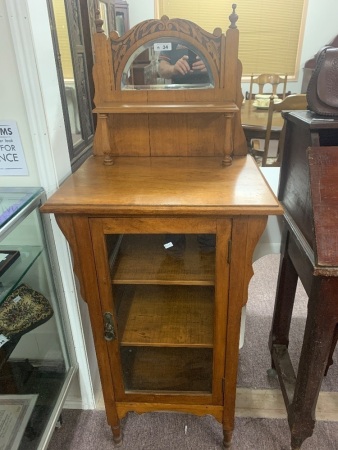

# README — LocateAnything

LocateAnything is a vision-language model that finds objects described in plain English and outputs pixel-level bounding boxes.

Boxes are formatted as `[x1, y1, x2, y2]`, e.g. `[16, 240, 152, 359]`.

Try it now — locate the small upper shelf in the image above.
[94, 101, 238, 114]
[91, 7, 247, 164]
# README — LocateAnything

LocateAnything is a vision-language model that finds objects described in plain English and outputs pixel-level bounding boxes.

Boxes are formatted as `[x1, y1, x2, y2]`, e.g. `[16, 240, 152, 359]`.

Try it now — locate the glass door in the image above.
[90, 220, 231, 402]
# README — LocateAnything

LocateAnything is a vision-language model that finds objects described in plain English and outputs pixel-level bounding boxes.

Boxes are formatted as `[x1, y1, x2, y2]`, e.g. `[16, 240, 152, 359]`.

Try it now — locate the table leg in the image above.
[288, 276, 338, 449]
[269, 231, 298, 360]
[324, 324, 338, 376]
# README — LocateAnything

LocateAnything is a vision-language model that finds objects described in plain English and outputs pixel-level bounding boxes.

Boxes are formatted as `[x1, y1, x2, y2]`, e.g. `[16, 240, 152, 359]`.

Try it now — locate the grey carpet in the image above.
[48, 254, 338, 449]
[48, 409, 338, 449]
[238, 254, 338, 391]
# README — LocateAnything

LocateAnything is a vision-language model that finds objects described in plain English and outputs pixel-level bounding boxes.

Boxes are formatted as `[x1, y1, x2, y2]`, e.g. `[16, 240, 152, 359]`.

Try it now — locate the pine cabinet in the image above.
[41, 7, 283, 448]
[42, 156, 282, 447]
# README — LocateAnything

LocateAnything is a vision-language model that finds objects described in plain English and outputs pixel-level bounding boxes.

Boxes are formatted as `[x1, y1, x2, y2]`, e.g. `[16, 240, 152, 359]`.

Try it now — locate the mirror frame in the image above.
[92, 12, 242, 105]
[110, 17, 222, 92]
[121, 37, 215, 90]
[91, 6, 248, 162]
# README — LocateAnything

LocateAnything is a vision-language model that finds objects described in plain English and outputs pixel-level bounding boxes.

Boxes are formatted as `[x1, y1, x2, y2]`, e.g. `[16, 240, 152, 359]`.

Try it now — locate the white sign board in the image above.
[0, 120, 28, 176]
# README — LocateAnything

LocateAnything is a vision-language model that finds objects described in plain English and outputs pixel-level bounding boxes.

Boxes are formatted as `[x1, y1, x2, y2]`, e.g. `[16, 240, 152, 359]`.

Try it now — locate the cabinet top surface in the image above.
[41, 156, 282, 216]
[0, 187, 44, 231]
[285, 110, 338, 129]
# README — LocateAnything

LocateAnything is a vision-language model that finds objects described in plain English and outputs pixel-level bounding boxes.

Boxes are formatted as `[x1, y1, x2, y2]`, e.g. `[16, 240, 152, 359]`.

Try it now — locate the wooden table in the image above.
[241, 99, 284, 143]
[269, 111, 338, 449]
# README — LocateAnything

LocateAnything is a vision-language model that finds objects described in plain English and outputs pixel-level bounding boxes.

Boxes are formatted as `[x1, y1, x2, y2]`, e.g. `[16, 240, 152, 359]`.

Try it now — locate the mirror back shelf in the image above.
[92, 5, 247, 163]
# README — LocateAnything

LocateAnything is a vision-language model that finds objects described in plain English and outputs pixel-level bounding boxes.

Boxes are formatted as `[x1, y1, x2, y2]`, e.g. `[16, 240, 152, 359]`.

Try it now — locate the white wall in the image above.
[127, 0, 154, 27]
[0, 0, 39, 185]
[301, 0, 338, 65]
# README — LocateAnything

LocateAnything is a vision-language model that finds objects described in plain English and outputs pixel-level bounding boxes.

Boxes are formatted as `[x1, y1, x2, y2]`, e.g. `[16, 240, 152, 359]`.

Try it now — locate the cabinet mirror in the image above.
[121, 38, 214, 90]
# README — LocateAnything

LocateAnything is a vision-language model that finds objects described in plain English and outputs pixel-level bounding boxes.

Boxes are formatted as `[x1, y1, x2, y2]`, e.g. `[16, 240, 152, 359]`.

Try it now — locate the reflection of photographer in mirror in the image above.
[158, 44, 210, 84]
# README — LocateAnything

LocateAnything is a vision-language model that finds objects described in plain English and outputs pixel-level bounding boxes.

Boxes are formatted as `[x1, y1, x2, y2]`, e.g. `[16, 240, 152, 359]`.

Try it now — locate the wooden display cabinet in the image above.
[41, 6, 283, 448]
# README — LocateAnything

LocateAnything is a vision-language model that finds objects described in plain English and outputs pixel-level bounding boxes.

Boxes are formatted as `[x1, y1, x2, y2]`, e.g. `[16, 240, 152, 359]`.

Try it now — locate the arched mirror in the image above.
[121, 38, 214, 90]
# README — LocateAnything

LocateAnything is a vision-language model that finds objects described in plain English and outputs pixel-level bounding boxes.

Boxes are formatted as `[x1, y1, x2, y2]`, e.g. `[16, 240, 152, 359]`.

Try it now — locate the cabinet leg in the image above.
[223, 429, 233, 448]
[111, 424, 122, 447]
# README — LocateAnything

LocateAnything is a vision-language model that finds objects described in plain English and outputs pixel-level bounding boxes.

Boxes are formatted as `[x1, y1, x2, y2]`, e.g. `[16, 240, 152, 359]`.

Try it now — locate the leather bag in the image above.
[307, 46, 338, 116]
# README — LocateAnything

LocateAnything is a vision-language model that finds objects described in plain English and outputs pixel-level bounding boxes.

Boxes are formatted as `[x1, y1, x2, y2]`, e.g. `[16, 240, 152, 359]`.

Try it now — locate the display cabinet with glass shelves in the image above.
[0, 187, 76, 450]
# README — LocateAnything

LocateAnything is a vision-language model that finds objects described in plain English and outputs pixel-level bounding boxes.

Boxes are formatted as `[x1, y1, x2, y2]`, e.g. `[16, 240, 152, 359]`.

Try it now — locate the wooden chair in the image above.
[251, 94, 308, 166]
[249, 73, 288, 99]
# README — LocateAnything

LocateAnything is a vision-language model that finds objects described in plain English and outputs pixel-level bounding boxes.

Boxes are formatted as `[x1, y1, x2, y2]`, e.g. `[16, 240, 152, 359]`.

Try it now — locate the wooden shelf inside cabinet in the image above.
[116, 284, 214, 347]
[111, 235, 215, 285]
[121, 347, 212, 392]
[93, 102, 238, 114]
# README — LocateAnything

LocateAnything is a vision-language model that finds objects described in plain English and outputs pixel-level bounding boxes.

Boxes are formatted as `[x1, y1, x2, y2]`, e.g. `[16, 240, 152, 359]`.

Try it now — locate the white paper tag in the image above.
[13, 295, 22, 303]
[154, 42, 172, 52]
[0, 334, 9, 347]
[164, 242, 174, 249]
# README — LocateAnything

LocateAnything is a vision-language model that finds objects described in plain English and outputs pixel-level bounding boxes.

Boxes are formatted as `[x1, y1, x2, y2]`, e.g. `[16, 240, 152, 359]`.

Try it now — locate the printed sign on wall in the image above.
[0, 120, 28, 176]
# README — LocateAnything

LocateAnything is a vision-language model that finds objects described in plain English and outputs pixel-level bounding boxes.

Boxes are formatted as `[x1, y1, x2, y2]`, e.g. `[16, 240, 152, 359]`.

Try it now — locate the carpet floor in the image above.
[48, 410, 338, 449]
[238, 254, 338, 390]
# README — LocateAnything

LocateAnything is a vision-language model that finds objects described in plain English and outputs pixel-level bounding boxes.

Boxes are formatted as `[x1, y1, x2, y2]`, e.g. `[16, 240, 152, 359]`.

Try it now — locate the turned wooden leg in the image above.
[223, 429, 233, 448]
[288, 277, 338, 449]
[291, 435, 303, 450]
[268, 230, 298, 358]
[111, 424, 122, 447]
[324, 324, 338, 376]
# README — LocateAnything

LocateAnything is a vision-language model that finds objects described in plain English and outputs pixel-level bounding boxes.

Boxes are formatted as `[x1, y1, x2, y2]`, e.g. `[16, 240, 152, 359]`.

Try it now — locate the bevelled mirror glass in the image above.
[121, 38, 214, 90]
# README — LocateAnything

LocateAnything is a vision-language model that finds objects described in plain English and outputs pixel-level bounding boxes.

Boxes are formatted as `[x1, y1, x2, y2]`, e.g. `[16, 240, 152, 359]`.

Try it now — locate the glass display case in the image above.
[0, 187, 76, 450]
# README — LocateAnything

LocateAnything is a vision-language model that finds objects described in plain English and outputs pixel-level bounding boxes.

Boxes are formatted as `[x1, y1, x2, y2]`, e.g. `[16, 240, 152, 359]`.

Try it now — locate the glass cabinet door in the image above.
[97, 228, 229, 398]
[0, 188, 74, 450]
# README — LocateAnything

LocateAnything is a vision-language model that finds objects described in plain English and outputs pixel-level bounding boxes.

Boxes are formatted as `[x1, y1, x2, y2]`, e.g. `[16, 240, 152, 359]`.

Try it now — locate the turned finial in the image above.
[95, 5, 104, 33]
[229, 4, 238, 29]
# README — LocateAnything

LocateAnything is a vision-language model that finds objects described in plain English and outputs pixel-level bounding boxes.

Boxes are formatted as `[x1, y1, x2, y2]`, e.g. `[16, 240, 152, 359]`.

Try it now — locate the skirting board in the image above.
[64, 388, 338, 423]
